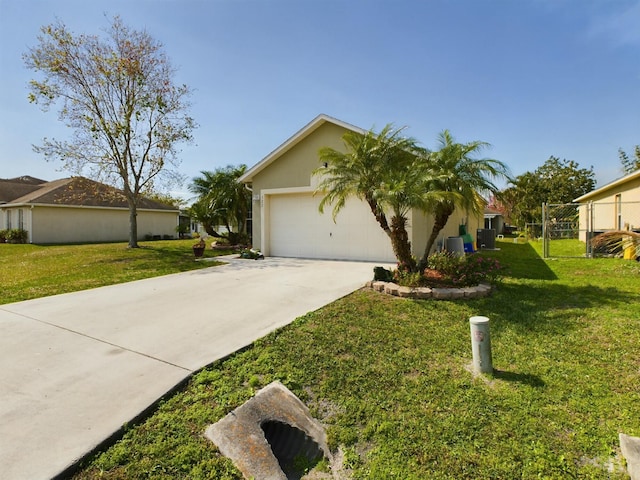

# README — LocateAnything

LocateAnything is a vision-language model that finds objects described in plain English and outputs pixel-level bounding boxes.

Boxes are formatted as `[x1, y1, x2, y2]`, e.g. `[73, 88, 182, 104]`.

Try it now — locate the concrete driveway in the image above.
[0, 256, 389, 480]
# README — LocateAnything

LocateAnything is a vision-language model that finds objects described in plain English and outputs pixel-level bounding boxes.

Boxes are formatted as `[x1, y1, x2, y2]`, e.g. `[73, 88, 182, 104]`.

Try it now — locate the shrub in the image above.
[0, 229, 7, 243]
[453, 254, 504, 286]
[393, 252, 505, 287]
[6, 228, 28, 244]
[373, 266, 394, 282]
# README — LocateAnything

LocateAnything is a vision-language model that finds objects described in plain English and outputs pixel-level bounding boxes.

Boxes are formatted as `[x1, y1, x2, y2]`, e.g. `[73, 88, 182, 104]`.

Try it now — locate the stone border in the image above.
[365, 281, 492, 300]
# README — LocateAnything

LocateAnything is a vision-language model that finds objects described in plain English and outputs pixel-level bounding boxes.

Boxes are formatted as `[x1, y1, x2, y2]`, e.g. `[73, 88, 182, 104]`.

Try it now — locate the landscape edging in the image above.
[365, 280, 492, 300]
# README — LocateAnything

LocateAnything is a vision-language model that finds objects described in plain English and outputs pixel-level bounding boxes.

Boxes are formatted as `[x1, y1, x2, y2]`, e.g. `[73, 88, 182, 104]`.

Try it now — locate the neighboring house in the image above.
[574, 169, 640, 243]
[238, 114, 482, 262]
[483, 208, 504, 233]
[0, 176, 179, 244]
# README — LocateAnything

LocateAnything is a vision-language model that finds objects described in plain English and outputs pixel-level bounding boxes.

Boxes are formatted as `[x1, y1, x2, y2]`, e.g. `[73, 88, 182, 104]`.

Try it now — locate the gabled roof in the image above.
[574, 168, 640, 202]
[484, 207, 503, 217]
[4, 176, 48, 185]
[0, 180, 44, 204]
[2, 176, 177, 211]
[238, 114, 365, 183]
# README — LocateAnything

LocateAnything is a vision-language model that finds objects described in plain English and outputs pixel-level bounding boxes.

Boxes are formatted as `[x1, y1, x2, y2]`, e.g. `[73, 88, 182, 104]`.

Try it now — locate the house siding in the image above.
[251, 121, 348, 251]
[19, 205, 178, 243]
[248, 118, 483, 257]
[577, 174, 640, 242]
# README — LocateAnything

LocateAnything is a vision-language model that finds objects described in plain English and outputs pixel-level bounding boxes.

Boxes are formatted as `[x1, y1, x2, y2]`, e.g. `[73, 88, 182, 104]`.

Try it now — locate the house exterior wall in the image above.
[249, 119, 484, 258]
[577, 175, 640, 242]
[251, 121, 349, 251]
[18, 205, 178, 243]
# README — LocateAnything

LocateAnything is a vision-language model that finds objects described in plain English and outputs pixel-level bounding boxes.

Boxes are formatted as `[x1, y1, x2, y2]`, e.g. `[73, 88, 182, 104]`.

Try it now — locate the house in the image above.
[238, 114, 482, 262]
[483, 208, 505, 233]
[574, 169, 640, 243]
[0, 176, 179, 244]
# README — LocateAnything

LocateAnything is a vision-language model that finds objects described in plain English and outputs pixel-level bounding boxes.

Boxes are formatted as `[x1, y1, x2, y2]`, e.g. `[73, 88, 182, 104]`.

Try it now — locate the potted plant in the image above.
[192, 238, 206, 258]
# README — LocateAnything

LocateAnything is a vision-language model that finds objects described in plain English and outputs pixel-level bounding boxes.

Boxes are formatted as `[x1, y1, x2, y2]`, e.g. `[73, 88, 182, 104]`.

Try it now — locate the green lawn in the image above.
[0, 239, 230, 305]
[65, 239, 640, 479]
[4, 239, 639, 479]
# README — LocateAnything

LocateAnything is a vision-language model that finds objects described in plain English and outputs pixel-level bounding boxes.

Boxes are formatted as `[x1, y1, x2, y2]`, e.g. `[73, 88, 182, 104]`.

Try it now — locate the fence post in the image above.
[542, 202, 548, 258]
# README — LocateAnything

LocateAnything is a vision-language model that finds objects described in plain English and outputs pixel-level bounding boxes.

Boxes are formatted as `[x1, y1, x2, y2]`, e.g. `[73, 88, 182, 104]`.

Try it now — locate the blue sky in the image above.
[1, 0, 639, 200]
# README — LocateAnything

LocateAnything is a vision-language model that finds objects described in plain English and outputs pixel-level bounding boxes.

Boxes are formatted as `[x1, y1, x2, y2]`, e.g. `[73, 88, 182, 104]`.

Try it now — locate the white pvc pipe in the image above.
[470, 316, 493, 374]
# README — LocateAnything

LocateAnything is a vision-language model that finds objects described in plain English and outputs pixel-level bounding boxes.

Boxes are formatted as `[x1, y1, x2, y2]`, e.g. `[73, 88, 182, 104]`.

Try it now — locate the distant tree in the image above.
[24, 17, 196, 248]
[145, 192, 187, 209]
[618, 146, 640, 175]
[189, 165, 251, 243]
[502, 156, 595, 227]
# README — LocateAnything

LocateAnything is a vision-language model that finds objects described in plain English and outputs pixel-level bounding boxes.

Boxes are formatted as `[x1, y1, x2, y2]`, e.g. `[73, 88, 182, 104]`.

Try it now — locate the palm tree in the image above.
[418, 130, 511, 269]
[591, 230, 640, 259]
[189, 165, 251, 242]
[315, 125, 440, 272]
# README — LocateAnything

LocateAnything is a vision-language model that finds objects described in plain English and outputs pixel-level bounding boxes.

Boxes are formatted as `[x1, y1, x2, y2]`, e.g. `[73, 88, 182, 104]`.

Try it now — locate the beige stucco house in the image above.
[239, 114, 481, 262]
[0, 176, 179, 244]
[574, 169, 640, 243]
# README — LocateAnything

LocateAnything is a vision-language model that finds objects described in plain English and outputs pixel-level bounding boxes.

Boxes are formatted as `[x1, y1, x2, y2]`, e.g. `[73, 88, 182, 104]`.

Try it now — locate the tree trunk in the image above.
[390, 215, 417, 273]
[128, 202, 139, 248]
[418, 205, 454, 270]
[364, 197, 417, 272]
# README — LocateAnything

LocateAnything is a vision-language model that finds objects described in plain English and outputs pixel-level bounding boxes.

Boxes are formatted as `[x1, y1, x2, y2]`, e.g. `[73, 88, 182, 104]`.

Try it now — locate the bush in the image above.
[0, 229, 7, 243]
[6, 229, 28, 244]
[393, 252, 504, 287]
[373, 266, 394, 282]
[452, 254, 504, 286]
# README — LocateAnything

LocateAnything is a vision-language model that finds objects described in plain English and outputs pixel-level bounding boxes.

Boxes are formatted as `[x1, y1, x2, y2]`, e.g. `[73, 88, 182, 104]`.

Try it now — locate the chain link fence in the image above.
[542, 201, 640, 258]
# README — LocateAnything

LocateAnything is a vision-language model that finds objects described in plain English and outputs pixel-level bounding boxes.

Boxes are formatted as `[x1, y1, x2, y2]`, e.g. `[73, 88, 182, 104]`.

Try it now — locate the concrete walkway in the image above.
[0, 256, 388, 480]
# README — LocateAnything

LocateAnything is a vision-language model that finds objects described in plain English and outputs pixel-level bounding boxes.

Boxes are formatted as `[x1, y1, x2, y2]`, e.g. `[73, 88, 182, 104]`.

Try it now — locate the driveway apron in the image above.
[0, 256, 388, 480]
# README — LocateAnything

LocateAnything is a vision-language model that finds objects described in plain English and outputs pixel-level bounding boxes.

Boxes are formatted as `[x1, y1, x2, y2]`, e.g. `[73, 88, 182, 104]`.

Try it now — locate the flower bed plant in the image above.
[6, 228, 28, 244]
[392, 251, 504, 288]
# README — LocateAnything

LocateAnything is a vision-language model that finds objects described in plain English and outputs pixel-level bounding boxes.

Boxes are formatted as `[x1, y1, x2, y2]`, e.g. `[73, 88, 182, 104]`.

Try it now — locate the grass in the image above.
[0, 239, 231, 305]
[66, 239, 640, 479]
[5, 239, 640, 479]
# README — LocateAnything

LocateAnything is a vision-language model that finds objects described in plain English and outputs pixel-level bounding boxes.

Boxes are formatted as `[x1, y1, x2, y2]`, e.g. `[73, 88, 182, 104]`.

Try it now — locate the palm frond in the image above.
[591, 230, 640, 258]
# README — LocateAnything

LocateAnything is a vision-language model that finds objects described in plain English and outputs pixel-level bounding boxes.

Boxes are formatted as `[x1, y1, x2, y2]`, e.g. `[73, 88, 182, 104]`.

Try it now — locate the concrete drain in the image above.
[205, 381, 331, 479]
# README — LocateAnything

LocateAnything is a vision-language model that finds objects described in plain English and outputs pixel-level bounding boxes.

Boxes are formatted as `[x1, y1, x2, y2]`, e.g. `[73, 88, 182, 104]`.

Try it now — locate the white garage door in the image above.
[268, 193, 396, 262]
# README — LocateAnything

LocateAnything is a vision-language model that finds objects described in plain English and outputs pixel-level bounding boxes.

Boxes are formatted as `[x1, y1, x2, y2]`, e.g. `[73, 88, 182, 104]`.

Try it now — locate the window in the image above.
[6, 210, 11, 230]
[615, 194, 622, 230]
[18, 209, 24, 230]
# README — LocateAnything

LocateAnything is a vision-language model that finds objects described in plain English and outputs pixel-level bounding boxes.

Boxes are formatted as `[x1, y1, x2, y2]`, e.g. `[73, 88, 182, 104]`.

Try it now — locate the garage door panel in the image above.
[268, 193, 396, 262]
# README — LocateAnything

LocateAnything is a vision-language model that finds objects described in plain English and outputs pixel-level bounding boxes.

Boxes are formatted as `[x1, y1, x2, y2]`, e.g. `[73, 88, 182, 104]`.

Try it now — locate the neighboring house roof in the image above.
[238, 113, 365, 183]
[574, 169, 640, 202]
[1, 176, 177, 211]
[0, 180, 44, 204]
[484, 208, 503, 218]
[4, 176, 48, 185]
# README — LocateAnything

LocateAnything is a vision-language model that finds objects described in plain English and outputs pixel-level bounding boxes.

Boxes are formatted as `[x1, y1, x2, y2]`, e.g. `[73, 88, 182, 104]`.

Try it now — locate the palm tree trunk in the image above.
[390, 215, 417, 272]
[418, 205, 454, 270]
[365, 197, 416, 272]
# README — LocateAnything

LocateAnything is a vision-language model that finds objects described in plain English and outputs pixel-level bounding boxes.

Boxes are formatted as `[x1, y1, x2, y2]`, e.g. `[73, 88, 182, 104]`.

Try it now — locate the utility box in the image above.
[476, 229, 496, 249]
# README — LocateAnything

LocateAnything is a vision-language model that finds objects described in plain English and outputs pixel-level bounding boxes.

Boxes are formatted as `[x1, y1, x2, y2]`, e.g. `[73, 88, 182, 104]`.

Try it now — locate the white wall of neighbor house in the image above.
[577, 175, 640, 242]
[2, 207, 32, 239]
[22, 205, 179, 243]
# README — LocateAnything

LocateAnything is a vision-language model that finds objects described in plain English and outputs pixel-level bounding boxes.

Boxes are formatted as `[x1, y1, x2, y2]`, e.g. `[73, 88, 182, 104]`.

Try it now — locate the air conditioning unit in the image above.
[476, 229, 496, 249]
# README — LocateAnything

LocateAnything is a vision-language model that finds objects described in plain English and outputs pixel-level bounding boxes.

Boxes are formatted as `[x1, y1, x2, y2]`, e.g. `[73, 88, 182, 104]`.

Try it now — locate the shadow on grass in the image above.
[480, 281, 636, 337]
[492, 369, 546, 388]
[482, 241, 557, 281]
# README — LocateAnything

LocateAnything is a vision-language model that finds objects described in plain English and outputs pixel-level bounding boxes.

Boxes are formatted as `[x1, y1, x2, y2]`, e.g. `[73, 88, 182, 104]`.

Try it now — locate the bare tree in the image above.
[25, 16, 196, 247]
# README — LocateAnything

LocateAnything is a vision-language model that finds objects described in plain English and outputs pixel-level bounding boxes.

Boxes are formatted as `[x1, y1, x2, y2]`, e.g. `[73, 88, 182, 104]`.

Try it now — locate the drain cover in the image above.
[205, 381, 331, 479]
